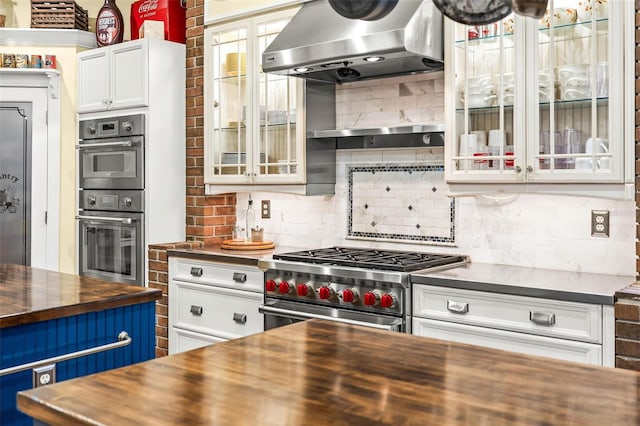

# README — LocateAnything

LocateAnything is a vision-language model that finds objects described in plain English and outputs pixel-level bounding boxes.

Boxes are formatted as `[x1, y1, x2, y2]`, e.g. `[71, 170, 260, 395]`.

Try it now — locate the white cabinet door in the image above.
[110, 42, 148, 110]
[77, 40, 149, 113]
[170, 327, 225, 355]
[204, 8, 306, 186]
[444, 0, 632, 197]
[413, 317, 602, 365]
[77, 50, 109, 113]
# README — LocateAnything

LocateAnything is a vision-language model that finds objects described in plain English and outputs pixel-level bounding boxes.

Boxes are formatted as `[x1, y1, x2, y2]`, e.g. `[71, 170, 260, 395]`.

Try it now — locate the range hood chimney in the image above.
[262, 0, 443, 84]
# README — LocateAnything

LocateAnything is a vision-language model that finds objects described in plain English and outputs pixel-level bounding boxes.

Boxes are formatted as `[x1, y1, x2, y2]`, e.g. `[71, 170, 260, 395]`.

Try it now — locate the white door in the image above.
[0, 86, 56, 269]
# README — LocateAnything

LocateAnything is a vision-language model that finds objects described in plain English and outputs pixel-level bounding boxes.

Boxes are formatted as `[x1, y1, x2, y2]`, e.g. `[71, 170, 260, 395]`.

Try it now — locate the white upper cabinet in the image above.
[444, 0, 634, 199]
[204, 9, 308, 188]
[77, 40, 149, 113]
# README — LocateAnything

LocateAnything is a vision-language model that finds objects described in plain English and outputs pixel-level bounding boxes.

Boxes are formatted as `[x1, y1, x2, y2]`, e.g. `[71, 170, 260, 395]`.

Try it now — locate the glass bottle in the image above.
[245, 197, 256, 241]
[96, 0, 124, 47]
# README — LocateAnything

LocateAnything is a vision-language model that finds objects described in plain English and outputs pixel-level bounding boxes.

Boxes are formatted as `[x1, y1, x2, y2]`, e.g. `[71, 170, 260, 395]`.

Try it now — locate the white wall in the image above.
[237, 72, 636, 277]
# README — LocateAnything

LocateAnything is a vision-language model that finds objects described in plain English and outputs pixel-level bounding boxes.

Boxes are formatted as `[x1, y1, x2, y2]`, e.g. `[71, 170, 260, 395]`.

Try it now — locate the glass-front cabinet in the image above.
[204, 9, 303, 186]
[445, 0, 632, 195]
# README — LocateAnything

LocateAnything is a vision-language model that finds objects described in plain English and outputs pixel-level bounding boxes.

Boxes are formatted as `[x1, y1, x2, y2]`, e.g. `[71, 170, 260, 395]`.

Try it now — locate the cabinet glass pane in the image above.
[536, 0, 609, 173]
[209, 27, 249, 177]
[256, 16, 298, 176]
[453, 17, 516, 174]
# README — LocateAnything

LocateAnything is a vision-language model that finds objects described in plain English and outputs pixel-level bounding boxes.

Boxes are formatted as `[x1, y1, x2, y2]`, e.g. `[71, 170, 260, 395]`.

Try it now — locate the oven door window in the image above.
[80, 219, 142, 284]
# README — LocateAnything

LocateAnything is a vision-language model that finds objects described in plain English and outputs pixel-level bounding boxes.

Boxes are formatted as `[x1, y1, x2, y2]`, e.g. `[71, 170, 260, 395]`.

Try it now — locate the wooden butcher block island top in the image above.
[0, 264, 161, 328]
[17, 320, 640, 425]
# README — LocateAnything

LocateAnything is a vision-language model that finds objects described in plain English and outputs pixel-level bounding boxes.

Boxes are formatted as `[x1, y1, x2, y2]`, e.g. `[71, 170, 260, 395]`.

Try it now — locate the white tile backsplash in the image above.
[236, 73, 635, 276]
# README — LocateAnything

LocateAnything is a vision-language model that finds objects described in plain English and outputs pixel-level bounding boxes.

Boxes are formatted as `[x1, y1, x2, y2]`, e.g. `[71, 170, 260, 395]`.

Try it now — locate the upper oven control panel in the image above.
[79, 114, 145, 140]
[79, 189, 144, 212]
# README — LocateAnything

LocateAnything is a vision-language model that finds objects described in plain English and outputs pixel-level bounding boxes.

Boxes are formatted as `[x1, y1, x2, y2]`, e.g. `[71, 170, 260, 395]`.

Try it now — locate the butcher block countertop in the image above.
[0, 264, 161, 328]
[17, 320, 640, 425]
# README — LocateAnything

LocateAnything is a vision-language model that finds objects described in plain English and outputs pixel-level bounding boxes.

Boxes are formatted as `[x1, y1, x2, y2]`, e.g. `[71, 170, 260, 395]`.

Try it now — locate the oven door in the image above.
[77, 136, 144, 189]
[259, 299, 405, 332]
[77, 211, 144, 286]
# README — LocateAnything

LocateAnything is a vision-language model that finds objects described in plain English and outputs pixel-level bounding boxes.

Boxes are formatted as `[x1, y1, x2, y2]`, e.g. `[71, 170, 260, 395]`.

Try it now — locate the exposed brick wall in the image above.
[149, 241, 204, 357]
[615, 292, 640, 369]
[185, 0, 236, 245]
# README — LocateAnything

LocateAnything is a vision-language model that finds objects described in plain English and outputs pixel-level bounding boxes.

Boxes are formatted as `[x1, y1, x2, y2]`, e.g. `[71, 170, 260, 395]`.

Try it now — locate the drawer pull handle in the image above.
[233, 313, 247, 324]
[530, 311, 555, 326]
[447, 300, 469, 314]
[190, 305, 203, 316]
[233, 272, 247, 283]
[190, 267, 203, 277]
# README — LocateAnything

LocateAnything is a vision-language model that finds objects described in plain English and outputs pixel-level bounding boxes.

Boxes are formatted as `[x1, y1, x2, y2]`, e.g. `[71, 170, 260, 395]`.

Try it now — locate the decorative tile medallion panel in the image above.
[348, 165, 455, 245]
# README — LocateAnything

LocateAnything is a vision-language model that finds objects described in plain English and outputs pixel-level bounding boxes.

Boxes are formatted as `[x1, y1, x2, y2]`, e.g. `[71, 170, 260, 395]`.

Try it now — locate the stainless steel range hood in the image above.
[262, 0, 443, 84]
[310, 124, 445, 149]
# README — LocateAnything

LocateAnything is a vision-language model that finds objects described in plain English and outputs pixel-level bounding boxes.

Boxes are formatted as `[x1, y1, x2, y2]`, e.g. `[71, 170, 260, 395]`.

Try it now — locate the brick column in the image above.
[185, 0, 236, 245]
[615, 288, 640, 370]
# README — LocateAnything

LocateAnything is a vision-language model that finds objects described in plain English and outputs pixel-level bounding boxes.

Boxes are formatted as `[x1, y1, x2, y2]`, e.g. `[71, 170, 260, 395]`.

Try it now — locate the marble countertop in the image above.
[17, 319, 640, 425]
[411, 262, 635, 305]
[167, 246, 635, 304]
[0, 264, 161, 328]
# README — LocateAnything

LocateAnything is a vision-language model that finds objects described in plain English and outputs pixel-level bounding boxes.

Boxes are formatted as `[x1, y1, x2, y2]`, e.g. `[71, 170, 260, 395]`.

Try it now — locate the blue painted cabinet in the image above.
[1, 301, 156, 425]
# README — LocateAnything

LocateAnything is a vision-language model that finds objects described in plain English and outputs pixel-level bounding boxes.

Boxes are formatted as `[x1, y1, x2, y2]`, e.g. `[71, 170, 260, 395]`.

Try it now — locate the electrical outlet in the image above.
[261, 200, 271, 219]
[591, 210, 609, 238]
[33, 364, 56, 388]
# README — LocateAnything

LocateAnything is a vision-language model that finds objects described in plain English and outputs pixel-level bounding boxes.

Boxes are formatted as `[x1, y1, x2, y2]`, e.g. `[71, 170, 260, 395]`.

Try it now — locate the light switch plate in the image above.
[591, 210, 609, 237]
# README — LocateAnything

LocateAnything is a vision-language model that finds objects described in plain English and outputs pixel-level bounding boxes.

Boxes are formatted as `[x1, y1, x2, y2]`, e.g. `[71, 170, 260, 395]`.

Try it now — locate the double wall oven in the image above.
[76, 115, 145, 286]
[258, 247, 469, 333]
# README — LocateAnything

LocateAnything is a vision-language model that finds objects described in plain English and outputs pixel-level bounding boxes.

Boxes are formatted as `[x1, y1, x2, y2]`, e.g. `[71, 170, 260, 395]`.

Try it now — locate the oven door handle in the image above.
[76, 215, 133, 225]
[259, 305, 402, 332]
[76, 141, 135, 149]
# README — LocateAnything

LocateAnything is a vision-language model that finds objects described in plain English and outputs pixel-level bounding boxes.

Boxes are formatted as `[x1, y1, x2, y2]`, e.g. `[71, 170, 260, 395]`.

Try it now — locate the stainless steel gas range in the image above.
[258, 247, 469, 333]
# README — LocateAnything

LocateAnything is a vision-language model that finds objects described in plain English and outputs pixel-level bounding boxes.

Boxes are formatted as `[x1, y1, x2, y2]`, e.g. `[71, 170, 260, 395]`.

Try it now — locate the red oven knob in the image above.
[341, 289, 357, 303]
[265, 279, 277, 292]
[318, 286, 332, 300]
[279, 281, 291, 294]
[363, 292, 378, 306]
[297, 284, 310, 296]
[380, 294, 396, 309]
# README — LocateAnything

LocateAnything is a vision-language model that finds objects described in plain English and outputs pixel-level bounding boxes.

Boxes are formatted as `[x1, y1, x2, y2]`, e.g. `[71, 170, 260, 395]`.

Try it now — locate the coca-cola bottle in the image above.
[96, 0, 124, 47]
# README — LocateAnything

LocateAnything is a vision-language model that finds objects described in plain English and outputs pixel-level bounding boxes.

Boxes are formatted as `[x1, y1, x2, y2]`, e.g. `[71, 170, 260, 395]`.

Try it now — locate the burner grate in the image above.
[273, 247, 467, 272]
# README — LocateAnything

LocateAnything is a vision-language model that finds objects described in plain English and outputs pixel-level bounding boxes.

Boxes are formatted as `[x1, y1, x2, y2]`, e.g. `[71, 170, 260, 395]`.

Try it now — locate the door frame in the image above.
[0, 70, 60, 270]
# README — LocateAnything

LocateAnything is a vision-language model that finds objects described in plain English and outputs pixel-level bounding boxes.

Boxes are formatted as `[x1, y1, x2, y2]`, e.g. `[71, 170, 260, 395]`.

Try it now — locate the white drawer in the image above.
[412, 285, 602, 343]
[171, 280, 264, 339]
[169, 327, 225, 355]
[412, 317, 602, 365]
[170, 258, 263, 293]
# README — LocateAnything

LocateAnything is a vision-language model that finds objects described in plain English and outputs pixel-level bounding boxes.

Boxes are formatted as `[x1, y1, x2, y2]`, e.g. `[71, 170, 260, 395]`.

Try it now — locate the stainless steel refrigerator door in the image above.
[0, 103, 32, 265]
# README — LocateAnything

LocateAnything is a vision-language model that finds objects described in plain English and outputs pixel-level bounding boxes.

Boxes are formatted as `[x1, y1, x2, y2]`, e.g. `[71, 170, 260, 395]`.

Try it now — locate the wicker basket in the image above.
[31, 0, 89, 31]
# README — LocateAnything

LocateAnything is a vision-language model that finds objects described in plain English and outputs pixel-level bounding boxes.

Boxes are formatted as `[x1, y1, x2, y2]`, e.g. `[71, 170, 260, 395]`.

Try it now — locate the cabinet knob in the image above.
[233, 313, 247, 324]
[190, 305, 203, 316]
[233, 272, 247, 283]
[447, 300, 469, 314]
[526, 165, 534, 173]
[190, 267, 203, 277]
[530, 311, 555, 326]
[213, 100, 219, 108]
[514, 165, 522, 173]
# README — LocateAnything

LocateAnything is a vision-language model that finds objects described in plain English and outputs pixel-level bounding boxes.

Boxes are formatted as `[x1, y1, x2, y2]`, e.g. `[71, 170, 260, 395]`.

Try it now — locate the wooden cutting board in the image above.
[221, 239, 275, 251]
